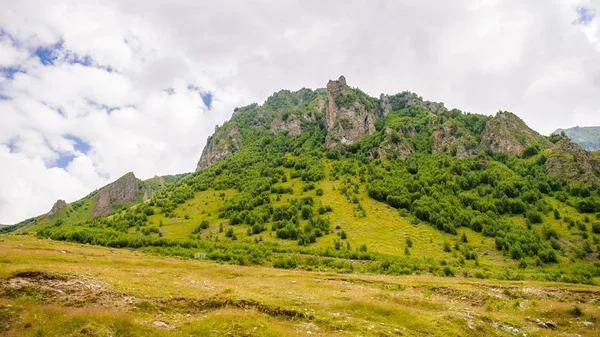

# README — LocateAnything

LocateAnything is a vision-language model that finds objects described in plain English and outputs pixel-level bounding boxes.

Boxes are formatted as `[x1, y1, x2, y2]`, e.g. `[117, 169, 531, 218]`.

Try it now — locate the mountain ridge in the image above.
[196, 76, 590, 184]
[553, 126, 600, 151]
[5, 76, 600, 287]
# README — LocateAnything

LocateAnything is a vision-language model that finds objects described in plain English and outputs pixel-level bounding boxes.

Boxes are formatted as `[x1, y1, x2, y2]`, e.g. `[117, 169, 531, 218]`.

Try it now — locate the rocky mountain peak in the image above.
[91, 172, 139, 217]
[47, 199, 67, 218]
[196, 124, 243, 170]
[324, 76, 378, 147]
[481, 111, 551, 156]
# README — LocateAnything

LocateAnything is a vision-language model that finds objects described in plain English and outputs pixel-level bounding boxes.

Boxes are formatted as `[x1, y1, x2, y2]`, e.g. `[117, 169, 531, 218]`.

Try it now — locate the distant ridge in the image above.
[553, 126, 600, 151]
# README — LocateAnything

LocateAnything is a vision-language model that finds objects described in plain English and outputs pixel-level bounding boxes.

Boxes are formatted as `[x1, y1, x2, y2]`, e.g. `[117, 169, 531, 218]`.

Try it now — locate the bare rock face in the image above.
[545, 138, 596, 183]
[271, 114, 303, 135]
[196, 124, 243, 170]
[92, 189, 112, 217]
[47, 200, 67, 218]
[324, 76, 378, 147]
[91, 172, 138, 217]
[143, 185, 152, 201]
[379, 94, 392, 117]
[480, 111, 551, 155]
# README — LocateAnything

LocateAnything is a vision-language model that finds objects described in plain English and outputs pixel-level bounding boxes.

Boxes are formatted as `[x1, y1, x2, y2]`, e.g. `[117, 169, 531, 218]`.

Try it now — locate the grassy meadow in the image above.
[1, 235, 599, 336]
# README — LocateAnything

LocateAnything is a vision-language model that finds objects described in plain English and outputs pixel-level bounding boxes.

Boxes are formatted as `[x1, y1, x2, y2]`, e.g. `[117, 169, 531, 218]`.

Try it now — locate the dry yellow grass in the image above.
[1, 235, 599, 336]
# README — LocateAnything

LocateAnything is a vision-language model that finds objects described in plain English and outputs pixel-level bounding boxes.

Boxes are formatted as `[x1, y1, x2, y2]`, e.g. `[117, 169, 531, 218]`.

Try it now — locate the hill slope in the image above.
[6, 76, 600, 286]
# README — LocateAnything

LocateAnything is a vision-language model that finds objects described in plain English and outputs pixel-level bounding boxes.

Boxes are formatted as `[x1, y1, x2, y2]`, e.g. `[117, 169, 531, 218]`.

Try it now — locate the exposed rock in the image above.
[93, 188, 112, 217]
[535, 319, 557, 329]
[324, 76, 378, 147]
[153, 321, 169, 328]
[271, 115, 303, 135]
[91, 172, 139, 217]
[379, 94, 392, 116]
[382, 91, 447, 115]
[377, 128, 414, 159]
[271, 111, 309, 135]
[545, 138, 596, 183]
[47, 200, 67, 219]
[143, 185, 152, 201]
[480, 111, 551, 155]
[432, 125, 476, 158]
[196, 124, 243, 170]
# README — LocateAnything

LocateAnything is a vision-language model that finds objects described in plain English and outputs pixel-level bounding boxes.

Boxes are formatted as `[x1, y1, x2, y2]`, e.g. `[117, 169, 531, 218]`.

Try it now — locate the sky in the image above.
[0, 0, 599, 224]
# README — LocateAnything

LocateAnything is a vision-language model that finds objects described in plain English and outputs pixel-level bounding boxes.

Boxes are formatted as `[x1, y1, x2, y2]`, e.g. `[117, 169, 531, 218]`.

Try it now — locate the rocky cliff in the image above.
[143, 185, 152, 201]
[47, 199, 67, 218]
[481, 111, 551, 156]
[91, 172, 139, 216]
[196, 124, 243, 170]
[324, 76, 378, 147]
[193, 77, 594, 186]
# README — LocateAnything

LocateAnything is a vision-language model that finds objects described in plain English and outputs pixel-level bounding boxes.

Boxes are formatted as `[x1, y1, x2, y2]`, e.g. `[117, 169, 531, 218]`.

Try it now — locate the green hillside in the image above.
[8, 82, 598, 287]
[554, 126, 600, 151]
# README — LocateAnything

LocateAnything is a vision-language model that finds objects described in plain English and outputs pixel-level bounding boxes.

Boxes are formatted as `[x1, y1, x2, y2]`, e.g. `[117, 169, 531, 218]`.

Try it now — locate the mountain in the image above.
[3, 172, 188, 233]
[553, 126, 600, 151]
[6, 76, 600, 286]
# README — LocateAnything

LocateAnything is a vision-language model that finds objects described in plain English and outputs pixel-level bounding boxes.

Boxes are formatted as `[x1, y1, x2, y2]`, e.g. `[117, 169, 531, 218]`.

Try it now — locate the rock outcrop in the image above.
[545, 138, 597, 183]
[47, 200, 67, 218]
[143, 185, 152, 201]
[381, 91, 447, 115]
[91, 172, 139, 217]
[196, 124, 243, 170]
[432, 125, 478, 158]
[480, 111, 551, 156]
[377, 128, 414, 159]
[324, 76, 378, 147]
[271, 109, 316, 135]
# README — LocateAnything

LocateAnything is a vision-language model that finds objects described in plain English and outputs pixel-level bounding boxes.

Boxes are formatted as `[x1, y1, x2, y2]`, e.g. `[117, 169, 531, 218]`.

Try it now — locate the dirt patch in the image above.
[12, 271, 69, 281]
[158, 297, 311, 318]
[0, 271, 135, 308]
[415, 285, 492, 307]
[0, 271, 310, 320]
[472, 283, 600, 303]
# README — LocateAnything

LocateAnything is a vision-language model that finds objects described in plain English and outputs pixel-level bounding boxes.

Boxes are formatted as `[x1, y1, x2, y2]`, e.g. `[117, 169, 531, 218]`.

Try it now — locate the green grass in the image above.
[1, 235, 599, 336]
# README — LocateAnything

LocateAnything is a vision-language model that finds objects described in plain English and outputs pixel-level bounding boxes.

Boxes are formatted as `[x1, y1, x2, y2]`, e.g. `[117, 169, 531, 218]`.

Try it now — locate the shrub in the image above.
[526, 211, 543, 224]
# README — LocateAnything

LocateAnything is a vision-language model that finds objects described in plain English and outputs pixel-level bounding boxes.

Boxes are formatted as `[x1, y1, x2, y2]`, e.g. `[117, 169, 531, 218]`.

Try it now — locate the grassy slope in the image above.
[15, 154, 600, 285]
[141, 158, 598, 268]
[15, 173, 186, 233]
[1, 235, 599, 337]
[20, 197, 98, 234]
[142, 162, 504, 266]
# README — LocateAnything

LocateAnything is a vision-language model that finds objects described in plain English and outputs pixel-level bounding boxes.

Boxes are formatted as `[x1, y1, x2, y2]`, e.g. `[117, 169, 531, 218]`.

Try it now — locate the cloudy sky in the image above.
[0, 0, 599, 224]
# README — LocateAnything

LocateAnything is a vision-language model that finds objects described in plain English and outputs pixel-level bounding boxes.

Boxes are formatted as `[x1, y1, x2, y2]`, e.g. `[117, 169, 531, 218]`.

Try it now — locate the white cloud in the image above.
[0, 0, 599, 223]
